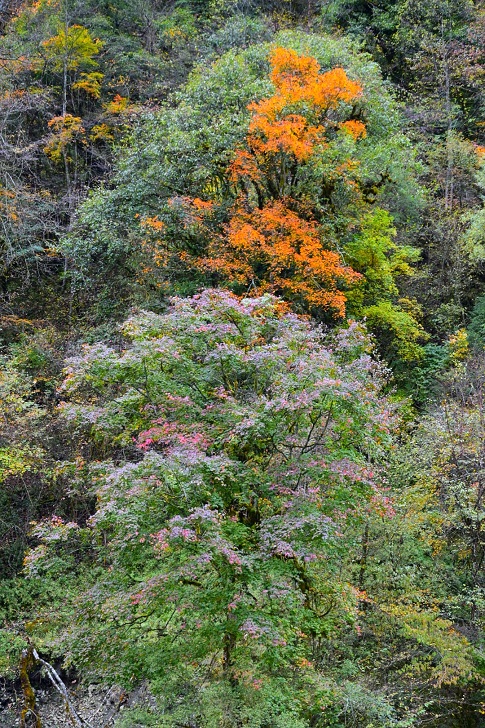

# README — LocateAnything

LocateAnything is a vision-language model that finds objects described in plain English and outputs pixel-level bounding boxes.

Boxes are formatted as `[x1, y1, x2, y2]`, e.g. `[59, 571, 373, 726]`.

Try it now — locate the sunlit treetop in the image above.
[246, 47, 365, 162]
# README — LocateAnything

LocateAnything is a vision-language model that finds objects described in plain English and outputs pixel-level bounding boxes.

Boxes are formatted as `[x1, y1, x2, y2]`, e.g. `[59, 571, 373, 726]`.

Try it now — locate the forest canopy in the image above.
[1, 1, 485, 727]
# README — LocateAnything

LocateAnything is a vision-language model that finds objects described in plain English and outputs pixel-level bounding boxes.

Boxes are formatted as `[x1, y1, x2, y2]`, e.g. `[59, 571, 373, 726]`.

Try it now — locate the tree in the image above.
[62, 30, 421, 318]
[368, 359, 485, 724]
[0, 356, 46, 587]
[40, 24, 102, 115]
[345, 209, 427, 364]
[182, 47, 366, 316]
[25, 290, 400, 724]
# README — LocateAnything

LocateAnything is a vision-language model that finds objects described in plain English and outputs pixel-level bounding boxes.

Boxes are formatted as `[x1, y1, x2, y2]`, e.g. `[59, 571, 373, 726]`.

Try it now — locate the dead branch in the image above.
[31, 649, 93, 728]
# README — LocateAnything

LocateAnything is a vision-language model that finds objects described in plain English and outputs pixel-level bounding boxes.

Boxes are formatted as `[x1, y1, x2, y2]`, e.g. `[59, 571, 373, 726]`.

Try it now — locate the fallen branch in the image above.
[31, 649, 93, 728]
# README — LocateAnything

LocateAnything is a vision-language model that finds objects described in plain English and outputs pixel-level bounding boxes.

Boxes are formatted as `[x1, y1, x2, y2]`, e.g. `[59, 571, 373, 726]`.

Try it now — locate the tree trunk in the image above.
[19, 646, 42, 728]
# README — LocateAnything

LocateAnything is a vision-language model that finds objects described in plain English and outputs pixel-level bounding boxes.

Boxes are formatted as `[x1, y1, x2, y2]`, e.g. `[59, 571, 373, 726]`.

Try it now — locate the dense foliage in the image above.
[1, 0, 485, 726]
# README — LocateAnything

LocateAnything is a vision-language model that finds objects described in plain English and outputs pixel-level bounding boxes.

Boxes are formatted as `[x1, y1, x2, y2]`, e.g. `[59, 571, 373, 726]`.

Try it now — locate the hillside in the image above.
[0, 1, 484, 726]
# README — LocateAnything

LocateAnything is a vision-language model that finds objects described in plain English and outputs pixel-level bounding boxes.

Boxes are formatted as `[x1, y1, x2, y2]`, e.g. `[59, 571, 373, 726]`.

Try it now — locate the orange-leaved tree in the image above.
[180, 47, 367, 316]
[240, 47, 366, 197]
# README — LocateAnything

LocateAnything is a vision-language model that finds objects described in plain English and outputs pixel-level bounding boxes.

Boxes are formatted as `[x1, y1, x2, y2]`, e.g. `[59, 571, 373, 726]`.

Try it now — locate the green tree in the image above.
[63, 32, 422, 339]
[25, 290, 402, 725]
[345, 208, 426, 363]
